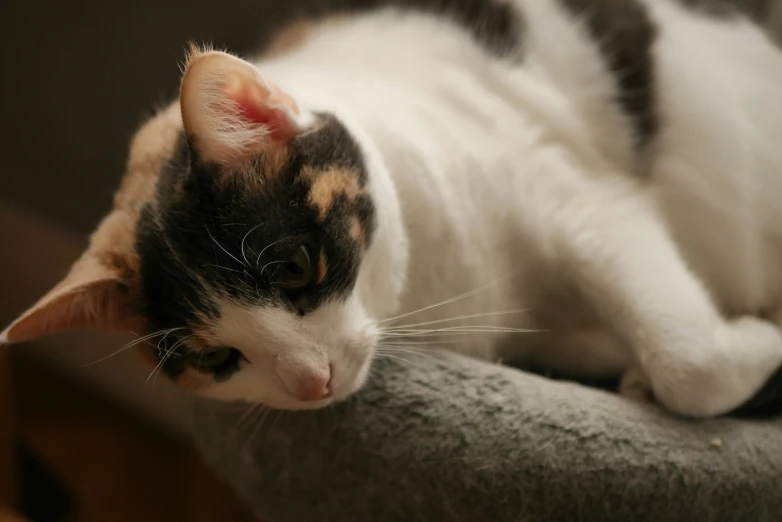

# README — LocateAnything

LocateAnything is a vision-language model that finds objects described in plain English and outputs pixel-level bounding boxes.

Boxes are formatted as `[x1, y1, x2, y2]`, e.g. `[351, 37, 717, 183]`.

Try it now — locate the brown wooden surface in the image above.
[0, 349, 16, 511]
[0, 507, 28, 522]
[14, 355, 259, 522]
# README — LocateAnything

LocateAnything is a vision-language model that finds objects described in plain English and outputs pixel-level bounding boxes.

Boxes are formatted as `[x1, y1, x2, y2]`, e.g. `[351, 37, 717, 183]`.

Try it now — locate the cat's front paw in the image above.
[646, 316, 782, 418]
[723, 316, 782, 354]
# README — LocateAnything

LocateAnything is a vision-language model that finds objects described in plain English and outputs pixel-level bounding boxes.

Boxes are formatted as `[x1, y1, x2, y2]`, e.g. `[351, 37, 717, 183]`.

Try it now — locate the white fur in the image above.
[206, 296, 377, 409]
[206, 4, 782, 417]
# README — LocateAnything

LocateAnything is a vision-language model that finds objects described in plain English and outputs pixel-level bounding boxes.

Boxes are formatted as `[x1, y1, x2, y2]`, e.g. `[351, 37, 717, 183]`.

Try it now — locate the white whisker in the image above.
[375, 347, 440, 362]
[146, 333, 188, 384]
[269, 410, 285, 432]
[382, 308, 529, 332]
[260, 260, 287, 275]
[245, 406, 273, 452]
[373, 353, 414, 364]
[152, 336, 191, 390]
[379, 338, 473, 346]
[207, 226, 247, 268]
[255, 237, 291, 268]
[81, 328, 185, 367]
[382, 326, 540, 339]
[240, 224, 263, 266]
[231, 403, 265, 448]
[203, 264, 245, 276]
[399, 325, 537, 334]
[375, 270, 520, 326]
[380, 331, 491, 338]
[380, 330, 499, 337]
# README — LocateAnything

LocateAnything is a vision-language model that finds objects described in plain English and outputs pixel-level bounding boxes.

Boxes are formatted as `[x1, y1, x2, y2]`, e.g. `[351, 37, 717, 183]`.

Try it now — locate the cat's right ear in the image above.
[180, 45, 314, 167]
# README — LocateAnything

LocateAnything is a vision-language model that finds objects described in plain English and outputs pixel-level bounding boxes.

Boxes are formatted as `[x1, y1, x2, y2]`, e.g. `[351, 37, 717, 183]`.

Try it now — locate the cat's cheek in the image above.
[194, 365, 279, 405]
[331, 351, 374, 403]
[328, 336, 377, 403]
[172, 368, 215, 393]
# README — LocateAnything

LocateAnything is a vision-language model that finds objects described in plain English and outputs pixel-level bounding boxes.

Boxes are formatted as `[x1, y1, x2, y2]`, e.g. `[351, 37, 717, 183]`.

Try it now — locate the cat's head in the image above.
[1, 48, 406, 409]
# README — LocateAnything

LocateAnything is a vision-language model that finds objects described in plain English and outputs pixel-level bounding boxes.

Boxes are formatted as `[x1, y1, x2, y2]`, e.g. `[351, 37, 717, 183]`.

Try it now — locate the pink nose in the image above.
[292, 368, 332, 402]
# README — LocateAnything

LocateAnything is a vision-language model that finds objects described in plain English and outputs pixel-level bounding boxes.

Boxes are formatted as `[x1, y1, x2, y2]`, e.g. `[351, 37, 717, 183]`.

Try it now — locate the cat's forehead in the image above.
[131, 109, 375, 343]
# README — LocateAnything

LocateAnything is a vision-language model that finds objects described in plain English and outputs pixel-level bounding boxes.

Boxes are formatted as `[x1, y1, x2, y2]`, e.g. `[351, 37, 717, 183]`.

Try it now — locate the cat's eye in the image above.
[193, 347, 236, 369]
[279, 245, 315, 291]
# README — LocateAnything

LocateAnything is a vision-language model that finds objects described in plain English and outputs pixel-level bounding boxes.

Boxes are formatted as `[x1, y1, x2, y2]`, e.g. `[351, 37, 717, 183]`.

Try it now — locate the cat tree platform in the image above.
[192, 351, 782, 522]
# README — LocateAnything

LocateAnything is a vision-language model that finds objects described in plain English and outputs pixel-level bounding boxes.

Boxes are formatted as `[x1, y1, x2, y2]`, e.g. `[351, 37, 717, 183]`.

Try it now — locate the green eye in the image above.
[279, 245, 314, 291]
[194, 347, 234, 369]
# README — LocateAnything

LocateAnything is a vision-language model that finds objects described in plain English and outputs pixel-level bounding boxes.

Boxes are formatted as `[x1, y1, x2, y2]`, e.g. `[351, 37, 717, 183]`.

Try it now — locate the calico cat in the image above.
[3, 0, 782, 417]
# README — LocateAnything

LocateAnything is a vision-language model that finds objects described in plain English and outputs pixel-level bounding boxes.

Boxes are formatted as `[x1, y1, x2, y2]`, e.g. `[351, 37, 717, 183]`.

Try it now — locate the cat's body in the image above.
[5, 0, 782, 417]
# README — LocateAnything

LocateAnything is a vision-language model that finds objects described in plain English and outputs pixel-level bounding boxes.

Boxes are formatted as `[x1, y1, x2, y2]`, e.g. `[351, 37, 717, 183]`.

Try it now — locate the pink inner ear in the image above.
[224, 76, 301, 142]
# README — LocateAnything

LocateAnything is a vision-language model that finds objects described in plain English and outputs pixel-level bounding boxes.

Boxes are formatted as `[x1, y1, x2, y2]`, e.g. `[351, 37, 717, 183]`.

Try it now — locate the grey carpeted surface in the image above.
[191, 351, 782, 522]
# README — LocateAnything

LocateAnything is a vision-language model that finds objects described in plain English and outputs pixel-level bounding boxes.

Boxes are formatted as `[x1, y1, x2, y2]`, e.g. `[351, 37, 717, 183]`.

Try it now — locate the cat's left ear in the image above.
[0, 254, 140, 345]
[180, 46, 313, 166]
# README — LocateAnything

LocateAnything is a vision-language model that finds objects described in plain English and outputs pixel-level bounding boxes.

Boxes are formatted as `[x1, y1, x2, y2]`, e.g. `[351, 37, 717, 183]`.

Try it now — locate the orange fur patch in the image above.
[176, 368, 213, 392]
[304, 166, 362, 220]
[94, 103, 184, 289]
[317, 248, 328, 284]
[117, 103, 182, 212]
[349, 216, 366, 248]
[187, 326, 220, 351]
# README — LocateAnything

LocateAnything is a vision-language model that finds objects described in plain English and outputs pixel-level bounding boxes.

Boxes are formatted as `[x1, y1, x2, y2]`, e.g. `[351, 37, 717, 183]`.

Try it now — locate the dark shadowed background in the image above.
[0, 0, 302, 234]
[0, 1, 309, 520]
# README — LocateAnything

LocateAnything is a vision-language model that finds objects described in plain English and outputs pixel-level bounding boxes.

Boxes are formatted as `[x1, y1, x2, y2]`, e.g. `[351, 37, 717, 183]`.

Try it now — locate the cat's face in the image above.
[136, 111, 377, 409]
[1, 49, 388, 410]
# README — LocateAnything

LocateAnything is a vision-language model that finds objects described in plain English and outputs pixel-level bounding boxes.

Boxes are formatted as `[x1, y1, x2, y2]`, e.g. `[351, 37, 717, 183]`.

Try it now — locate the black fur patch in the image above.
[136, 114, 374, 376]
[558, 0, 659, 147]
[277, 0, 524, 57]
[677, 0, 774, 24]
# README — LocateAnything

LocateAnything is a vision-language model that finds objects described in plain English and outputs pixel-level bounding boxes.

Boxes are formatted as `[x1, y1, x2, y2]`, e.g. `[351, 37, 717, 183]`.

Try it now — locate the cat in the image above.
[3, 0, 782, 417]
